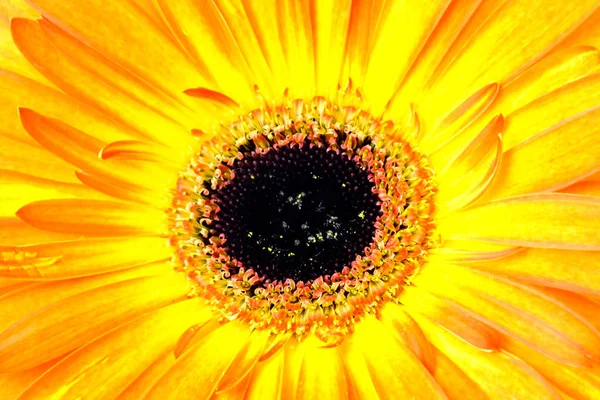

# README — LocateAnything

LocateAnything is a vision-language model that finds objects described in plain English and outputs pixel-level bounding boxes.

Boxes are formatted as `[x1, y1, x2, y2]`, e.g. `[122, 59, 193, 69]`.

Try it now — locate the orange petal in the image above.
[0, 360, 56, 400]
[0, 217, 79, 245]
[18, 298, 211, 400]
[534, 288, 600, 332]
[244, 349, 284, 400]
[415, 315, 561, 399]
[0, 262, 171, 333]
[399, 285, 501, 350]
[348, 315, 446, 399]
[479, 107, 600, 201]
[437, 193, 600, 250]
[184, 88, 240, 110]
[465, 248, 600, 296]
[0, 273, 188, 371]
[17, 199, 166, 236]
[415, 264, 600, 367]
[11, 18, 195, 148]
[142, 322, 249, 400]
[0, 237, 170, 279]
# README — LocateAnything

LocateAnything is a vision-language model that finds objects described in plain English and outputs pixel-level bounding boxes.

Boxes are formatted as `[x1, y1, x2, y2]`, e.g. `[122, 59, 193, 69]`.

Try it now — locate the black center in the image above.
[205, 142, 381, 282]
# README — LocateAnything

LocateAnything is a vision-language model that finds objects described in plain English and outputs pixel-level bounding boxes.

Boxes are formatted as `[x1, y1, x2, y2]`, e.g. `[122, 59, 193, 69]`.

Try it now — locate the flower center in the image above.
[169, 95, 437, 341]
[205, 142, 381, 283]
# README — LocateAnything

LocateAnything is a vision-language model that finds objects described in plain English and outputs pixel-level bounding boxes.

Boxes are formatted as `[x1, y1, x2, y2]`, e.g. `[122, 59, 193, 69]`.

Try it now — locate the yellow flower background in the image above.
[0, 0, 599, 399]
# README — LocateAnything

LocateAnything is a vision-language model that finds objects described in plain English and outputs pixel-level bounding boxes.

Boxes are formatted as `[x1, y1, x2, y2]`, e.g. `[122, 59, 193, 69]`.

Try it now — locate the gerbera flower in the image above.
[1, 0, 599, 398]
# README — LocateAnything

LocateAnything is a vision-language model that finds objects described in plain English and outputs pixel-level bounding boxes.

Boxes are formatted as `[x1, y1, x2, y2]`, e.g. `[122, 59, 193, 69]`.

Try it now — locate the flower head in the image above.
[1, 0, 599, 399]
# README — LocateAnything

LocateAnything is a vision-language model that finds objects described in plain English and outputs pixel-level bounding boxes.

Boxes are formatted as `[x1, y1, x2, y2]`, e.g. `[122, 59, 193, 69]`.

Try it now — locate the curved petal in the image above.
[0, 217, 79, 245]
[0, 274, 189, 371]
[561, 180, 600, 197]
[429, 347, 488, 400]
[243, 349, 284, 400]
[437, 193, 600, 250]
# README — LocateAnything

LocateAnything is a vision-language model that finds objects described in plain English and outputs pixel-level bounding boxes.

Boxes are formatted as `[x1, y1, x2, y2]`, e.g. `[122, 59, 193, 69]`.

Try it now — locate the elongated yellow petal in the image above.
[438, 193, 600, 250]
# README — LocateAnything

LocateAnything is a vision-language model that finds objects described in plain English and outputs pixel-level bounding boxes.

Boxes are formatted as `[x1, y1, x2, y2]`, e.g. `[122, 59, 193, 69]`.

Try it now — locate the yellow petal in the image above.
[0, 217, 78, 245]
[399, 285, 501, 351]
[348, 315, 446, 399]
[0, 169, 106, 217]
[465, 248, 600, 296]
[27, 0, 209, 95]
[11, 18, 195, 148]
[437, 193, 600, 250]
[0, 237, 170, 279]
[244, 349, 284, 400]
[504, 337, 600, 400]
[17, 199, 166, 236]
[415, 315, 561, 399]
[18, 299, 211, 400]
[478, 107, 600, 201]
[0, 274, 189, 371]
[429, 347, 488, 400]
[296, 339, 351, 400]
[117, 351, 177, 399]
[418, 0, 599, 127]
[142, 322, 249, 400]
[0, 262, 171, 333]
[364, 0, 452, 110]
[415, 264, 600, 366]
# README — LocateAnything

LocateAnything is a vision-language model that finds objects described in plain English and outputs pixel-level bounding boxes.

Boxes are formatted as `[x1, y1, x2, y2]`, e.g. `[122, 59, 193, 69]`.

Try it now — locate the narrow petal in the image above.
[415, 315, 561, 399]
[0, 237, 170, 279]
[142, 322, 250, 400]
[0, 262, 170, 333]
[430, 240, 521, 262]
[0, 361, 55, 400]
[17, 198, 166, 236]
[465, 248, 600, 296]
[414, 264, 600, 366]
[0, 274, 189, 371]
[281, 338, 304, 400]
[437, 193, 600, 250]
[478, 106, 600, 201]
[18, 299, 212, 400]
